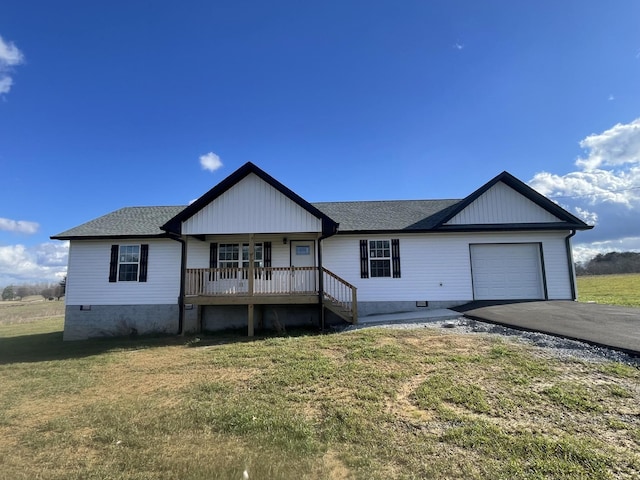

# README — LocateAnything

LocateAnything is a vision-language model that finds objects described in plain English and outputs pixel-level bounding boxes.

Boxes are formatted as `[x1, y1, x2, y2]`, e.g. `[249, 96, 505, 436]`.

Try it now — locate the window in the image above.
[369, 240, 391, 277]
[219, 244, 240, 269]
[216, 243, 263, 278]
[109, 244, 148, 283]
[119, 245, 140, 281]
[210, 242, 272, 280]
[242, 243, 263, 269]
[359, 239, 401, 279]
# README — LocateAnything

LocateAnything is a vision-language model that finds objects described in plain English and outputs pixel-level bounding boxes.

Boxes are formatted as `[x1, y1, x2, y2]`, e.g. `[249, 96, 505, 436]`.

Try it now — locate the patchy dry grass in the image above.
[0, 302, 639, 479]
[577, 273, 640, 307]
[0, 296, 65, 326]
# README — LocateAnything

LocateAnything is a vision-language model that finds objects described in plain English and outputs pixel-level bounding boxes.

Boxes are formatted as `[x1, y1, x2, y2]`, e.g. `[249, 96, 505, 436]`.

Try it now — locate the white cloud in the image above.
[199, 152, 223, 172]
[0, 76, 13, 94]
[0, 242, 68, 287]
[0, 34, 24, 95]
[0, 217, 39, 234]
[529, 118, 640, 262]
[575, 118, 640, 170]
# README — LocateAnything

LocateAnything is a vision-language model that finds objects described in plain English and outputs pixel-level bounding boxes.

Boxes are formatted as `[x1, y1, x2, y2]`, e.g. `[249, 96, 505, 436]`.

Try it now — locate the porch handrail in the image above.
[184, 266, 357, 323]
[322, 267, 358, 323]
[185, 266, 318, 296]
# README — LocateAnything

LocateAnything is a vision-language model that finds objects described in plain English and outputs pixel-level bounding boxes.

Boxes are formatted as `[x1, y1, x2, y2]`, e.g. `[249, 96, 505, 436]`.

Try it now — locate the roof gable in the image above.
[435, 171, 591, 231]
[162, 162, 338, 236]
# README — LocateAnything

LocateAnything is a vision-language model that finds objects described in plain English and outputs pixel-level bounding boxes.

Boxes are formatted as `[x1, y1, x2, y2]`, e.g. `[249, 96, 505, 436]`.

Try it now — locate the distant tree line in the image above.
[576, 252, 640, 276]
[1, 277, 66, 301]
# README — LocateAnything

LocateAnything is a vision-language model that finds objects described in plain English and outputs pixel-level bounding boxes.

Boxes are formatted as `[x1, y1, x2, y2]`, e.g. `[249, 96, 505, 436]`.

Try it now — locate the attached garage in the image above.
[470, 243, 545, 300]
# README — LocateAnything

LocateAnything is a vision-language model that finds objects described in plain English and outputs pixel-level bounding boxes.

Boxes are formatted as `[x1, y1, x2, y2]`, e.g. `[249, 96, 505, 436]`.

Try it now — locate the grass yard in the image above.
[577, 273, 640, 307]
[1, 300, 639, 479]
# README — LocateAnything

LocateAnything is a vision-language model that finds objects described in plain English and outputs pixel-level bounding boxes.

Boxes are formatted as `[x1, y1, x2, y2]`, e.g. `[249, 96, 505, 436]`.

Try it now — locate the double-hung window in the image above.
[359, 239, 401, 279]
[119, 245, 140, 281]
[109, 244, 149, 283]
[216, 243, 263, 278]
[369, 240, 391, 277]
[218, 244, 240, 276]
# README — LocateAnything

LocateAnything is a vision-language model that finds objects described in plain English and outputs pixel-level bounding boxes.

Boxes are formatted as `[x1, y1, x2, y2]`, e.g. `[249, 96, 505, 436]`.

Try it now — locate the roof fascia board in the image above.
[50, 234, 172, 241]
[334, 223, 592, 235]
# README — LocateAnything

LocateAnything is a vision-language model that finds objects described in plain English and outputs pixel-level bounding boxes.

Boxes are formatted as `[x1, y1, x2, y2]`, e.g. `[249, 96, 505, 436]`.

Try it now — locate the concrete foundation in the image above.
[356, 300, 468, 317]
[201, 304, 321, 333]
[63, 304, 179, 341]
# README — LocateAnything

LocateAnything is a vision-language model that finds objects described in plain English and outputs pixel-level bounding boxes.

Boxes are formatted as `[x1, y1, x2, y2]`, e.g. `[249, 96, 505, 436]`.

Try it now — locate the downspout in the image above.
[168, 234, 187, 334]
[565, 230, 577, 300]
[317, 222, 339, 332]
[318, 234, 327, 332]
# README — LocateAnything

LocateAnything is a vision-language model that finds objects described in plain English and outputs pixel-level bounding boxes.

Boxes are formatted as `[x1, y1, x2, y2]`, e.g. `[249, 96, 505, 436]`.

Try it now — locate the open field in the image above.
[1, 300, 639, 479]
[577, 273, 640, 307]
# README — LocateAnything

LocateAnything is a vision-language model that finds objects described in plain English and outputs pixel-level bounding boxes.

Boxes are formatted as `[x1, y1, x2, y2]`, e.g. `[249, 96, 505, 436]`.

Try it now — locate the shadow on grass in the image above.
[0, 326, 326, 365]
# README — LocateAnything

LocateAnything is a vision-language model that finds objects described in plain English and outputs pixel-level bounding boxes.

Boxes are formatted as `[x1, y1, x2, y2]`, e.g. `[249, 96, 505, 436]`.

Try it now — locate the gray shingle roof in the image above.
[51, 206, 186, 239]
[51, 200, 464, 239]
[313, 199, 462, 232]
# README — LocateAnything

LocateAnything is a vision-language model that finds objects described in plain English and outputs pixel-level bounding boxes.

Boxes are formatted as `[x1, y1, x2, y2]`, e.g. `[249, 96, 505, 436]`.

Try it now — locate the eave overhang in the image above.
[50, 233, 173, 241]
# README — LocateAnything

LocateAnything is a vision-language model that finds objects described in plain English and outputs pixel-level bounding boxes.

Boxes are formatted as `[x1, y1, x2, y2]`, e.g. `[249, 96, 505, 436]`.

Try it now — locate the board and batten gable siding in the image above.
[445, 182, 561, 225]
[182, 173, 323, 235]
[322, 231, 573, 302]
[65, 239, 181, 305]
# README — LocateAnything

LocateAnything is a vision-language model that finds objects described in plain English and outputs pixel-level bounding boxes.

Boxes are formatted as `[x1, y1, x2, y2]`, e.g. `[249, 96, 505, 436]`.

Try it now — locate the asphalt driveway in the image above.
[452, 300, 640, 356]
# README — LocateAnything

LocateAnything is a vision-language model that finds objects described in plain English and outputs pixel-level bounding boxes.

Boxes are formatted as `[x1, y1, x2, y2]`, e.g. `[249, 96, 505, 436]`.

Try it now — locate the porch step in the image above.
[323, 299, 355, 324]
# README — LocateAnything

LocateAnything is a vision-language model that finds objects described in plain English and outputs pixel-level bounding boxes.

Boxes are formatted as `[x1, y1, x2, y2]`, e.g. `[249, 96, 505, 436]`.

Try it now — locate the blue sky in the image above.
[1, 0, 640, 286]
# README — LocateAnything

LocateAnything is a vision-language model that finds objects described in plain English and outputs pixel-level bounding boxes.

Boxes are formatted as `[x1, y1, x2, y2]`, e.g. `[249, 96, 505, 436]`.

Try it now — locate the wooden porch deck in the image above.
[184, 266, 357, 334]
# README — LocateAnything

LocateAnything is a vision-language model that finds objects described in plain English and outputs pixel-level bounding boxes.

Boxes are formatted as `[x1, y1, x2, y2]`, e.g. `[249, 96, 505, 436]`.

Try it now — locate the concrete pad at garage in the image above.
[452, 300, 640, 356]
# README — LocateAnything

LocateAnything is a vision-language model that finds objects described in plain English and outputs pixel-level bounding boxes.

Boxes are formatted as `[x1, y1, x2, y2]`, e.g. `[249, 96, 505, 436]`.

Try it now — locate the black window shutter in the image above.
[109, 245, 119, 282]
[138, 244, 149, 282]
[360, 240, 369, 278]
[391, 239, 401, 278]
[209, 243, 218, 281]
[264, 241, 272, 280]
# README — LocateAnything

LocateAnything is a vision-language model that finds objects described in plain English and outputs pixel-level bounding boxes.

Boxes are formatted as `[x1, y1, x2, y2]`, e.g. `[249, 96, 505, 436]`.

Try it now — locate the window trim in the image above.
[109, 244, 149, 283]
[360, 238, 401, 279]
[369, 239, 392, 278]
[118, 244, 141, 282]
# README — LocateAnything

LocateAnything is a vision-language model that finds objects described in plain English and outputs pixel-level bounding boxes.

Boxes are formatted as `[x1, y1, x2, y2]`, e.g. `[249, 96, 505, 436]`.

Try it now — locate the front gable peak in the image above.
[162, 162, 338, 236]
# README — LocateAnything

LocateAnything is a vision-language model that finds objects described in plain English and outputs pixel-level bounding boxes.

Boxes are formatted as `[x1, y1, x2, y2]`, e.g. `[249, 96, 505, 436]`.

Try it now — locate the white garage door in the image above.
[470, 244, 544, 300]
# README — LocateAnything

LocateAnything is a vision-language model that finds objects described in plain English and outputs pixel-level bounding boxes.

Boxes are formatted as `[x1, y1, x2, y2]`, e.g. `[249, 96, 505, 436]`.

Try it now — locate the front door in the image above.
[290, 240, 316, 292]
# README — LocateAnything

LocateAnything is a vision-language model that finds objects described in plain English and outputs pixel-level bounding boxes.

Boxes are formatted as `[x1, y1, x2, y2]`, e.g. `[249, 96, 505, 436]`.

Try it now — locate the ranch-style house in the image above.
[52, 162, 592, 340]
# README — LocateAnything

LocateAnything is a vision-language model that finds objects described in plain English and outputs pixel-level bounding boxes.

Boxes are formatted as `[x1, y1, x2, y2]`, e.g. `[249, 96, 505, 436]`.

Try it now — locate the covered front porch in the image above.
[182, 237, 357, 335]
[161, 162, 355, 335]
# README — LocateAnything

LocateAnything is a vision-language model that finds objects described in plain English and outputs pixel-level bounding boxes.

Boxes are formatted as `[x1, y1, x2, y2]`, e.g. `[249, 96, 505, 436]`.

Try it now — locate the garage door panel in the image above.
[471, 244, 544, 300]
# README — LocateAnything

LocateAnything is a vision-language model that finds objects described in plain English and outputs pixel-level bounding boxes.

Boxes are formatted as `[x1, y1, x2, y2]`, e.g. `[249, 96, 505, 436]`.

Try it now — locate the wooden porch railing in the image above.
[185, 267, 318, 296]
[184, 266, 357, 324]
[322, 267, 358, 323]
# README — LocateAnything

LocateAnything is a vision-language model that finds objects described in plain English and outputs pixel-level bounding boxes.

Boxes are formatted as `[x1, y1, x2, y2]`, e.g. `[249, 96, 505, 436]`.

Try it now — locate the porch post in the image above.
[248, 303, 255, 337]
[248, 233, 255, 296]
[248, 234, 255, 337]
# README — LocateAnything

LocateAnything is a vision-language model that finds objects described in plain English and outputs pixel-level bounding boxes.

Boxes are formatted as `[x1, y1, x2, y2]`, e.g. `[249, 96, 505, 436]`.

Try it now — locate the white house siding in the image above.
[182, 173, 323, 235]
[445, 182, 560, 225]
[322, 231, 573, 315]
[64, 239, 182, 340]
[66, 239, 181, 305]
[185, 234, 316, 268]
